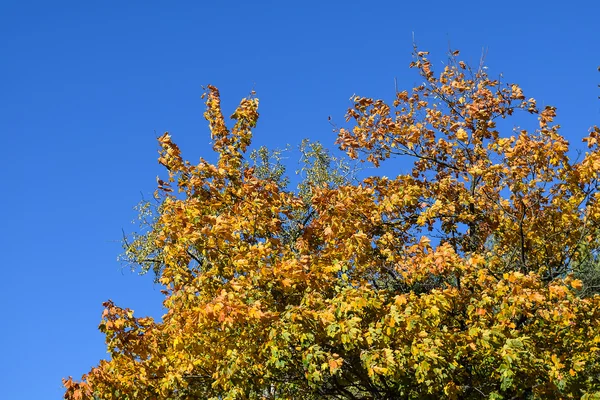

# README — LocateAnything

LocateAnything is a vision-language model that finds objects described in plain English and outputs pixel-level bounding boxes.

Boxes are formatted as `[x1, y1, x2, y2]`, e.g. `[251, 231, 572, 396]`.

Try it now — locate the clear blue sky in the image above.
[1, 1, 598, 397]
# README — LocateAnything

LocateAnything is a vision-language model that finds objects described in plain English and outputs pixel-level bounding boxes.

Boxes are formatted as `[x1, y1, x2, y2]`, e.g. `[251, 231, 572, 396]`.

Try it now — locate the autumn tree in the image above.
[64, 50, 600, 399]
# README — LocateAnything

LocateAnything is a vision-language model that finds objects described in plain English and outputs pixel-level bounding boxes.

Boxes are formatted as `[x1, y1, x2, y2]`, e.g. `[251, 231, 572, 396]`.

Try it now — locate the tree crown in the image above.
[64, 50, 600, 400]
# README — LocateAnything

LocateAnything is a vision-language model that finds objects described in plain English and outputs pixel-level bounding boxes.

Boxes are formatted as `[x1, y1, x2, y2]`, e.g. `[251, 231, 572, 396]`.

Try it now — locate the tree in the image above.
[64, 50, 600, 399]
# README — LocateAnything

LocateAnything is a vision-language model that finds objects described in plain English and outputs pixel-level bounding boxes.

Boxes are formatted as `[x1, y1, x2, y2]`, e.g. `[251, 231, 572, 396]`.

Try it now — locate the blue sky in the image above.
[1, 1, 598, 398]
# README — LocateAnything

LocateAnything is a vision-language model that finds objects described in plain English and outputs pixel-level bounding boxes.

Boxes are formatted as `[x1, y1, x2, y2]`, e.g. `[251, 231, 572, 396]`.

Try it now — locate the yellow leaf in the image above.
[570, 279, 583, 290]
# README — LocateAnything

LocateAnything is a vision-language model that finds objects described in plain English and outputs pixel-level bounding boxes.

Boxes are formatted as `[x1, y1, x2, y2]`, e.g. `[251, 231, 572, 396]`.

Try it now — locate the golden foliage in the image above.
[65, 52, 600, 399]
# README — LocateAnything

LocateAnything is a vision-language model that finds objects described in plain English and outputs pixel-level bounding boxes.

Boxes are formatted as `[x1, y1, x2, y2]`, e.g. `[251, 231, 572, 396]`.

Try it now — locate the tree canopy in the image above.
[64, 50, 600, 399]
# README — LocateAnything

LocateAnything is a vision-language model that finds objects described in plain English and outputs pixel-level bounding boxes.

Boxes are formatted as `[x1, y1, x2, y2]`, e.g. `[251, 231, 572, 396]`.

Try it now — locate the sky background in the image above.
[1, 1, 599, 397]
